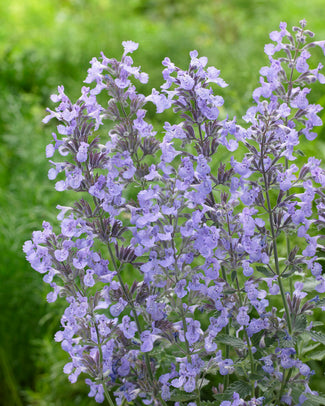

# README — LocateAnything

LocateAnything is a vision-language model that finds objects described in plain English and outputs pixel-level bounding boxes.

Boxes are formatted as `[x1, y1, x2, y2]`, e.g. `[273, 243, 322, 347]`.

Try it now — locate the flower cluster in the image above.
[24, 22, 325, 406]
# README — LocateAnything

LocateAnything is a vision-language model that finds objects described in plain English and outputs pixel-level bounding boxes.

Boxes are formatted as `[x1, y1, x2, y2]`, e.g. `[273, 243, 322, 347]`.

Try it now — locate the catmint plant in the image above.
[24, 22, 325, 406]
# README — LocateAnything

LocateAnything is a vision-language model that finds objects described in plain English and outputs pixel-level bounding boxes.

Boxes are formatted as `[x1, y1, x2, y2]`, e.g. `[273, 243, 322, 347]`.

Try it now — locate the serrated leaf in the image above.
[213, 394, 227, 402]
[309, 330, 325, 345]
[224, 380, 252, 399]
[255, 265, 274, 277]
[292, 389, 325, 406]
[215, 334, 246, 349]
[234, 364, 247, 377]
[257, 379, 278, 393]
[294, 314, 307, 333]
[306, 394, 325, 406]
[234, 359, 250, 377]
[301, 342, 321, 356]
[311, 321, 324, 327]
[257, 380, 280, 405]
[250, 330, 264, 348]
[248, 372, 265, 381]
[308, 349, 325, 361]
[278, 331, 297, 348]
[201, 401, 219, 406]
[169, 391, 197, 402]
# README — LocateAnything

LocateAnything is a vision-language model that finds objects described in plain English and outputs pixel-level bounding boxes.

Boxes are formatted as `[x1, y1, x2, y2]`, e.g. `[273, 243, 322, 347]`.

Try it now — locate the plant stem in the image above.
[263, 177, 293, 335]
[221, 265, 230, 390]
[103, 382, 116, 406]
[92, 318, 116, 406]
[284, 42, 300, 296]
[235, 277, 255, 398]
[106, 244, 154, 381]
[278, 368, 293, 405]
[106, 243, 168, 406]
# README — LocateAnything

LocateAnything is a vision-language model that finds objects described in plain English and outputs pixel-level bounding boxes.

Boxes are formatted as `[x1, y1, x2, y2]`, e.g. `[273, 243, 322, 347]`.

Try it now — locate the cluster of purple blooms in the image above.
[24, 21, 325, 406]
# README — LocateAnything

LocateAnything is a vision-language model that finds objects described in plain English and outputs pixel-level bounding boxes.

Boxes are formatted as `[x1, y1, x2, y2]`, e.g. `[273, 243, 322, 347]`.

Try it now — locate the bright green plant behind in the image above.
[1, 0, 325, 404]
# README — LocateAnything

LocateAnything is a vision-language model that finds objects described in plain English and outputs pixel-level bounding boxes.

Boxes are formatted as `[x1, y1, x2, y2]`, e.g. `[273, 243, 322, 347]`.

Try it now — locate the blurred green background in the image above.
[1, 0, 325, 405]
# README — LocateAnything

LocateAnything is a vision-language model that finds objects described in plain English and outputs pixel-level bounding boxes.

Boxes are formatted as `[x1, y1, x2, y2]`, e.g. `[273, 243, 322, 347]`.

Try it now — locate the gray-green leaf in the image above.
[215, 334, 246, 349]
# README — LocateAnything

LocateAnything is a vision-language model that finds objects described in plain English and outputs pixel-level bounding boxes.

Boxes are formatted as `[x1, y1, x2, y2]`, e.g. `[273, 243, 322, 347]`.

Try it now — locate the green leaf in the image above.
[291, 388, 325, 406]
[197, 378, 210, 389]
[294, 314, 307, 333]
[213, 394, 227, 402]
[169, 391, 197, 402]
[315, 298, 325, 309]
[255, 265, 274, 277]
[248, 372, 265, 381]
[257, 378, 278, 392]
[234, 359, 250, 377]
[295, 149, 305, 157]
[201, 402, 219, 406]
[223, 287, 236, 294]
[231, 270, 237, 282]
[309, 349, 325, 361]
[278, 331, 297, 348]
[215, 334, 246, 349]
[301, 342, 321, 356]
[250, 330, 264, 348]
[310, 321, 324, 327]
[302, 277, 318, 292]
[306, 394, 325, 406]
[281, 266, 300, 278]
[224, 380, 252, 399]
[309, 330, 325, 345]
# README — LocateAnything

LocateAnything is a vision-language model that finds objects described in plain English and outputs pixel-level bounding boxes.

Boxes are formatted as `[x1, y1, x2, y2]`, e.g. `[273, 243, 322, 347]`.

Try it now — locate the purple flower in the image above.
[242, 260, 254, 277]
[277, 347, 296, 369]
[206, 66, 228, 87]
[140, 330, 159, 352]
[84, 269, 95, 287]
[196, 154, 211, 179]
[175, 279, 187, 298]
[146, 296, 165, 321]
[219, 359, 234, 375]
[147, 88, 172, 113]
[66, 167, 83, 189]
[178, 72, 195, 90]
[261, 355, 274, 374]
[76, 142, 89, 162]
[110, 298, 128, 317]
[185, 319, 202, 345]
[119, 316, 137, 339]
[277, 164, 298, 191]
[247, 318, 268, 337]
[296, 50, 311, 73]
[236, 306, 250, 326]
[294, 281, 307, 299]
[171, 355, 204, 393]
[47, 283, 61, 303]
[122, 40, 139, 54]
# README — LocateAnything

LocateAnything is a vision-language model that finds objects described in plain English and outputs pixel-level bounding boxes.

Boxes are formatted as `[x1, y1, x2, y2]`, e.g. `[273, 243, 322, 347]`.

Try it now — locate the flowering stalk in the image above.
[24, 22, 325, 406]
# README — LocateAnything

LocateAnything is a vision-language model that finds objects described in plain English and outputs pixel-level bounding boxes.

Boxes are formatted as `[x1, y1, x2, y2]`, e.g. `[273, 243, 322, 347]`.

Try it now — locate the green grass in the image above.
[1, 0, 325, 404]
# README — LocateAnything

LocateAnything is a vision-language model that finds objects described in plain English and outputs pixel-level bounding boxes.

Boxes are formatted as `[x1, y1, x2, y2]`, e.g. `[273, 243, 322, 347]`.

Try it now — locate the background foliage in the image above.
[1, 0, 325, 404]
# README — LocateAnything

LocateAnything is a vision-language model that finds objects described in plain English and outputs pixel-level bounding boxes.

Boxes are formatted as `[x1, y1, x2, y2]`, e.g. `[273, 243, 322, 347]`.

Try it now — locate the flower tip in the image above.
[122, 40, 139, 54]
[299, 18, 307, 28]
